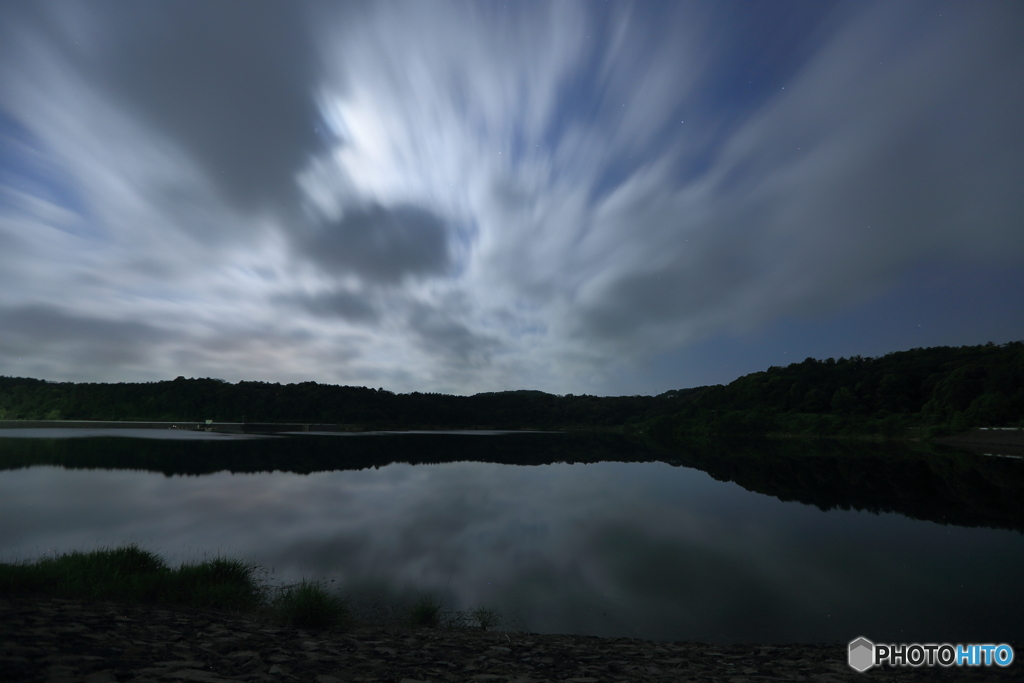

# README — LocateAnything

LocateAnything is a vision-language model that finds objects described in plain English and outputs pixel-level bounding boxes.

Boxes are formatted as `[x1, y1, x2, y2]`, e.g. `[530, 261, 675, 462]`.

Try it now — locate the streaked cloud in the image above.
[0, 0, 1021, 393]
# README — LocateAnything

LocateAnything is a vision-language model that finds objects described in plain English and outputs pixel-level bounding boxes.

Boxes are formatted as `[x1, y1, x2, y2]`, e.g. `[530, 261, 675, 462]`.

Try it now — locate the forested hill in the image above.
[1, 342, 1021, 434]
[648, 341, 1024, 438]
[0, 377, 701, 429]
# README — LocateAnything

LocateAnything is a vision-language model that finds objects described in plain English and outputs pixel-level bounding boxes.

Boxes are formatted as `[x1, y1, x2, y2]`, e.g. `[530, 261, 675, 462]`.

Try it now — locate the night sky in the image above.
[1, 1, 1022, 396]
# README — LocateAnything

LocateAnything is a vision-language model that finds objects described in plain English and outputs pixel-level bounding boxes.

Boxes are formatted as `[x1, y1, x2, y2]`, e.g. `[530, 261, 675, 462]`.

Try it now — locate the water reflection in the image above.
[0, 431, 1021, 644]
[655, 437, 1024, 534]
[2, 430, 1021, 533]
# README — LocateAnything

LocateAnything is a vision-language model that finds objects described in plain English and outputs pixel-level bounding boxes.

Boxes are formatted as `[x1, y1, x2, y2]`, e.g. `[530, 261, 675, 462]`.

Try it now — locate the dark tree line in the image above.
[0, 376, 694, 429]
[645, 341, 1024, 438]
[2, 342, 1021, 435]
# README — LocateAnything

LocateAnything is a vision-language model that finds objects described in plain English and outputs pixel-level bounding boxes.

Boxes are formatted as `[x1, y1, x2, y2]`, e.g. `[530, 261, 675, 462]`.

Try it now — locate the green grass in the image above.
[269, 579, 349, 630]
[0, 544, 331, 628]
[0, 544, 265, 610]
[408, 594, 443, 627]
[0, 544, 513, 633]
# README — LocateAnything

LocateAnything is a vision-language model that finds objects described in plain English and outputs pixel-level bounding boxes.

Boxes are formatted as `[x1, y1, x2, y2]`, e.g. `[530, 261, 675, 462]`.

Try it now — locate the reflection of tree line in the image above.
[648, 437, 1024, 534]
[0, 432, 657, 476]
[1, 432, 1021, 534]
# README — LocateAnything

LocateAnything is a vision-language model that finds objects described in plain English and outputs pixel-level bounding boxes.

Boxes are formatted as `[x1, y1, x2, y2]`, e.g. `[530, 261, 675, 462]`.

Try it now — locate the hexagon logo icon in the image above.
[848, 637, 875, 672]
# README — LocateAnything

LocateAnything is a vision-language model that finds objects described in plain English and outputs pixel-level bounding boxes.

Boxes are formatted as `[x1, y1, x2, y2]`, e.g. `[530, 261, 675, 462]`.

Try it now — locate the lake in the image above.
[1, 428, 1021, 645]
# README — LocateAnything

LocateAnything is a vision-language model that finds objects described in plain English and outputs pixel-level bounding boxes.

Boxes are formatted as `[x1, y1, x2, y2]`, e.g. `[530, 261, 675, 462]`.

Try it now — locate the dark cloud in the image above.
[305, 203, 453, 284]
[0, 305, 176, 368]
[281, 290, 379, 323]
[408, 304, 500, 366]
[578, 267, 734, 342]
[78, 1, 324, 211]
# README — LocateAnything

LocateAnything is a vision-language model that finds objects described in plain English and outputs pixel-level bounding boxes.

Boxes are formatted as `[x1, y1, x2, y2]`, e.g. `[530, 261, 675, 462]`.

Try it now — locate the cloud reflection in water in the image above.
[1, 458, 1020, 644]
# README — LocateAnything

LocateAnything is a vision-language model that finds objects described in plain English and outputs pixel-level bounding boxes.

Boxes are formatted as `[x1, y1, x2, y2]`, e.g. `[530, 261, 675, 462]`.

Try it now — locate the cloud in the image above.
[563, 0, 1024, 357]
[407, 302, 502, 368]
[282, 289, 379, 323]
[0, 304, 176, 371]
[302, 202, 453, 285]
[0, 0, 1020, 394]
[77, 1, 322, 212]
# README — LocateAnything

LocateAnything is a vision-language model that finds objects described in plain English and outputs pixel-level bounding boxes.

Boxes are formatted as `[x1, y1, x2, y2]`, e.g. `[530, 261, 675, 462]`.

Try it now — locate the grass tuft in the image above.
[469, 604, 501, 631]
[407, 595, 443, 627]
[271, 579, 349, 630]
[0, 544, 169, 600]
[164, 557, 264, 610]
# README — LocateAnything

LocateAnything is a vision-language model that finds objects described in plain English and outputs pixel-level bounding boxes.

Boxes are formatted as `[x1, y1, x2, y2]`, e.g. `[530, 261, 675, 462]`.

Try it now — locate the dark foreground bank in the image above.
[2, 595, 1011, 683]
[2, 546, 1018, 682]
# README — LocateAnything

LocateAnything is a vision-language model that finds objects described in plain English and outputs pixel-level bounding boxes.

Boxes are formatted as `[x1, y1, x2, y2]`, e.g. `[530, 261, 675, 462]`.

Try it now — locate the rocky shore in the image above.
[3, 596, 1014, 683]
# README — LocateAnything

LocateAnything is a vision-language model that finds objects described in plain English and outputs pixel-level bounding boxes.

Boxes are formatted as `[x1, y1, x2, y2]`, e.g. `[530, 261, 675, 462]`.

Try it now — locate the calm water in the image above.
[1, 429, 1021, 645]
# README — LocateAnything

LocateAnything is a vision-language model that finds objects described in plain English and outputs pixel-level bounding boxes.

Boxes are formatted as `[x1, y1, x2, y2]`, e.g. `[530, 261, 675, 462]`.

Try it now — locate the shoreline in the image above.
[1, 594, 995, 683]
[933, 428, 1024, 458]
[0, 420, 580, 435]
[3, 548, 1012, 681]
[5, 419, 1024, 456]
